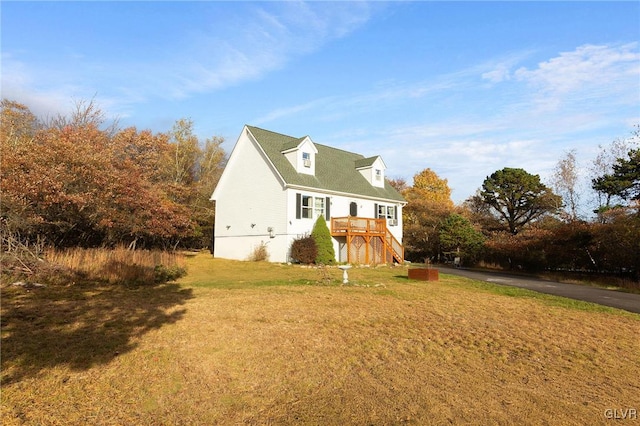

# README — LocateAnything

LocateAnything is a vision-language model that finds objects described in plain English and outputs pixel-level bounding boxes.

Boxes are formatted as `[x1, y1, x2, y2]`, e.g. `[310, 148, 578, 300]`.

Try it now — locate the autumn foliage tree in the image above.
[1, 99, 226, 249]
[589, 208, 640, 277]
[483, 226, 554, 271]
[162, 119, 226, 247]
[402, 168, 454, 262]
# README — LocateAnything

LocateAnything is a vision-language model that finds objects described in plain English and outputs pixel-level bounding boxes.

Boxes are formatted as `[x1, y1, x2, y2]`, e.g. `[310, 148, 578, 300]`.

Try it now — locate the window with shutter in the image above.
[297, 193, 329, 220]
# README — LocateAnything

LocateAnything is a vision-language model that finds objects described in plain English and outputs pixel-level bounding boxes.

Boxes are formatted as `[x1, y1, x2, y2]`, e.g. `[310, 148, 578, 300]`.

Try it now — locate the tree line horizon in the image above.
[2, 99, 638, 282]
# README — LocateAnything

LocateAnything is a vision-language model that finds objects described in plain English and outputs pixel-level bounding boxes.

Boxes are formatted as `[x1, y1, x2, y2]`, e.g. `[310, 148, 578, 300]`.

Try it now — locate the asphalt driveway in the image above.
[438, 266, 640, 315]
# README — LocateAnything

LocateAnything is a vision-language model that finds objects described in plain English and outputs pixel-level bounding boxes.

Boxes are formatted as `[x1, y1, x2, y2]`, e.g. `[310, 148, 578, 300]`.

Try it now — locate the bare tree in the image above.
[552, 149, 581, 221]
[168, 118, 200, 185]
[46, 97, 119, 136]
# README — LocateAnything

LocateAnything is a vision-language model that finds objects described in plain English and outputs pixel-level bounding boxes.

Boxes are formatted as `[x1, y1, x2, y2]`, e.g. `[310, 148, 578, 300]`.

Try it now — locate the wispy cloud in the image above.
[481, 51, 535, 83]
[254, 68, 478, 127]
[136, 1, 378, 98]
[511, 43, 640, 114]
[2, 2, 379, 117]
[257, 43, 638, 200]
[258, 42, 639, 133]
[254, 97, 339, 125]
[1, 53, 108, 119]
[515, 43, 639, 94]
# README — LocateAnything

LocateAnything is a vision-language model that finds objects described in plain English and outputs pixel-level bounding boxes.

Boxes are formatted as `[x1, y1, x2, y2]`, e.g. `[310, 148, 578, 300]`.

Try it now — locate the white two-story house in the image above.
[210, 125, 406, 264]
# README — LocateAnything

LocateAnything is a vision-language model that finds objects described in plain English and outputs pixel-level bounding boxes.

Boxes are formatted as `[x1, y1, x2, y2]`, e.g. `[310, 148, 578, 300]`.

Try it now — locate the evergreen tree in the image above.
[481, 167, 562, 234]
[311, 215, 335, 264]
[592, 148, 640, 204]
[439, 213, 485, 265]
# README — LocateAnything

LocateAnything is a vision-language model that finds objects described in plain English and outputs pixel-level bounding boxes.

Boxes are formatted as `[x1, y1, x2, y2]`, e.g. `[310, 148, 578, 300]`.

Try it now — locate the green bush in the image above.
[290, 236, 317, 264]
[154, 264, 187, 283]
[311, 215, 335, 265]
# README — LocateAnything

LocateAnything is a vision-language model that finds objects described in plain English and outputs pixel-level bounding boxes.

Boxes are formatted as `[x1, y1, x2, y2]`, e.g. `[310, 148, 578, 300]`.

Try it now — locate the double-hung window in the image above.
[377, 204, 394, 219]
[301, 195, 313, 219]
[314, 197, 325, 218]
[376, 203, 398, 225]
[376, 204, 397, 220]
[386, 206, 394, 219]
[297, 193, 330, 220]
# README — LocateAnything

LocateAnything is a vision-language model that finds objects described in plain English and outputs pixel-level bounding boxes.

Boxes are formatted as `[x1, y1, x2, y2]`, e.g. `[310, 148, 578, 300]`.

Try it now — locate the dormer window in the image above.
[355, 156, 386, 188]
[281, 136, 317, 175]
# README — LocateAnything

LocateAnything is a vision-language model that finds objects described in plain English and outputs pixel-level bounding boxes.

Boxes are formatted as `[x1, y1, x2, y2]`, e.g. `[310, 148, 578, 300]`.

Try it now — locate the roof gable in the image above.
[355, 156, 386, 170]
[281, 136, 318, 154]
[245, 125, 405, 203]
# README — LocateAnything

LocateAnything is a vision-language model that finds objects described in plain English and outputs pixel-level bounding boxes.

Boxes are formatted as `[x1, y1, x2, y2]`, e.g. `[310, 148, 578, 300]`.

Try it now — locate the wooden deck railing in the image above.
[331, 217, 403, 264]
[331, 217, 386, 235]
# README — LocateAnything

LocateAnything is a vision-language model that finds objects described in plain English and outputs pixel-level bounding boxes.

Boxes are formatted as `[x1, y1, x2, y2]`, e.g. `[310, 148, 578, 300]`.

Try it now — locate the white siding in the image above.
[212, 129, 289, 262]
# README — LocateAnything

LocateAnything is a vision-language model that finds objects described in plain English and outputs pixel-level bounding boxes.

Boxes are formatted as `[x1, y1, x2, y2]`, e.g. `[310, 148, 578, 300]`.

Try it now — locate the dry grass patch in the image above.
[44, 247, 187, 284]
[2, 254, 639, 425]
[1, 246, 187, 287]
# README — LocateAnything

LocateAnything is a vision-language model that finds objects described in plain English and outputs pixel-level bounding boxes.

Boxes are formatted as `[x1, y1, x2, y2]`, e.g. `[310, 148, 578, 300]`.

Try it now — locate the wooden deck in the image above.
[331, 217, 403, 264]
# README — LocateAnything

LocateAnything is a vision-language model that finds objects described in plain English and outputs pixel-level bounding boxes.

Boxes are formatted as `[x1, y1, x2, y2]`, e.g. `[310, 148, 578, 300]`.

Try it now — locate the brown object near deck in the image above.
[408, 268, 439, 281]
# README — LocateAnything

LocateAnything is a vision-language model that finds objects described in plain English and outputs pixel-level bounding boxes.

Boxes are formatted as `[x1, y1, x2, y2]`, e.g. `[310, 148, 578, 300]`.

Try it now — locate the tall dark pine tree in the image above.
[481, 167, 562, 234]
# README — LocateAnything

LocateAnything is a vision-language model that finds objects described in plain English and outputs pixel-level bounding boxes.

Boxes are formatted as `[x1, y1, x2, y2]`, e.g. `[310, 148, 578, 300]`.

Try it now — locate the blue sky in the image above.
[3, 1, 639, 204]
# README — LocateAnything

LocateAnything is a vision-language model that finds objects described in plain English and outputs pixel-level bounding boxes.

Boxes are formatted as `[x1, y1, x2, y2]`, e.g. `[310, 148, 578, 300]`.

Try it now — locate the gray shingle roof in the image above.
[354, 156, 380, 169]
[246, 125, 405, 203]
[280, 137, 308, 152]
